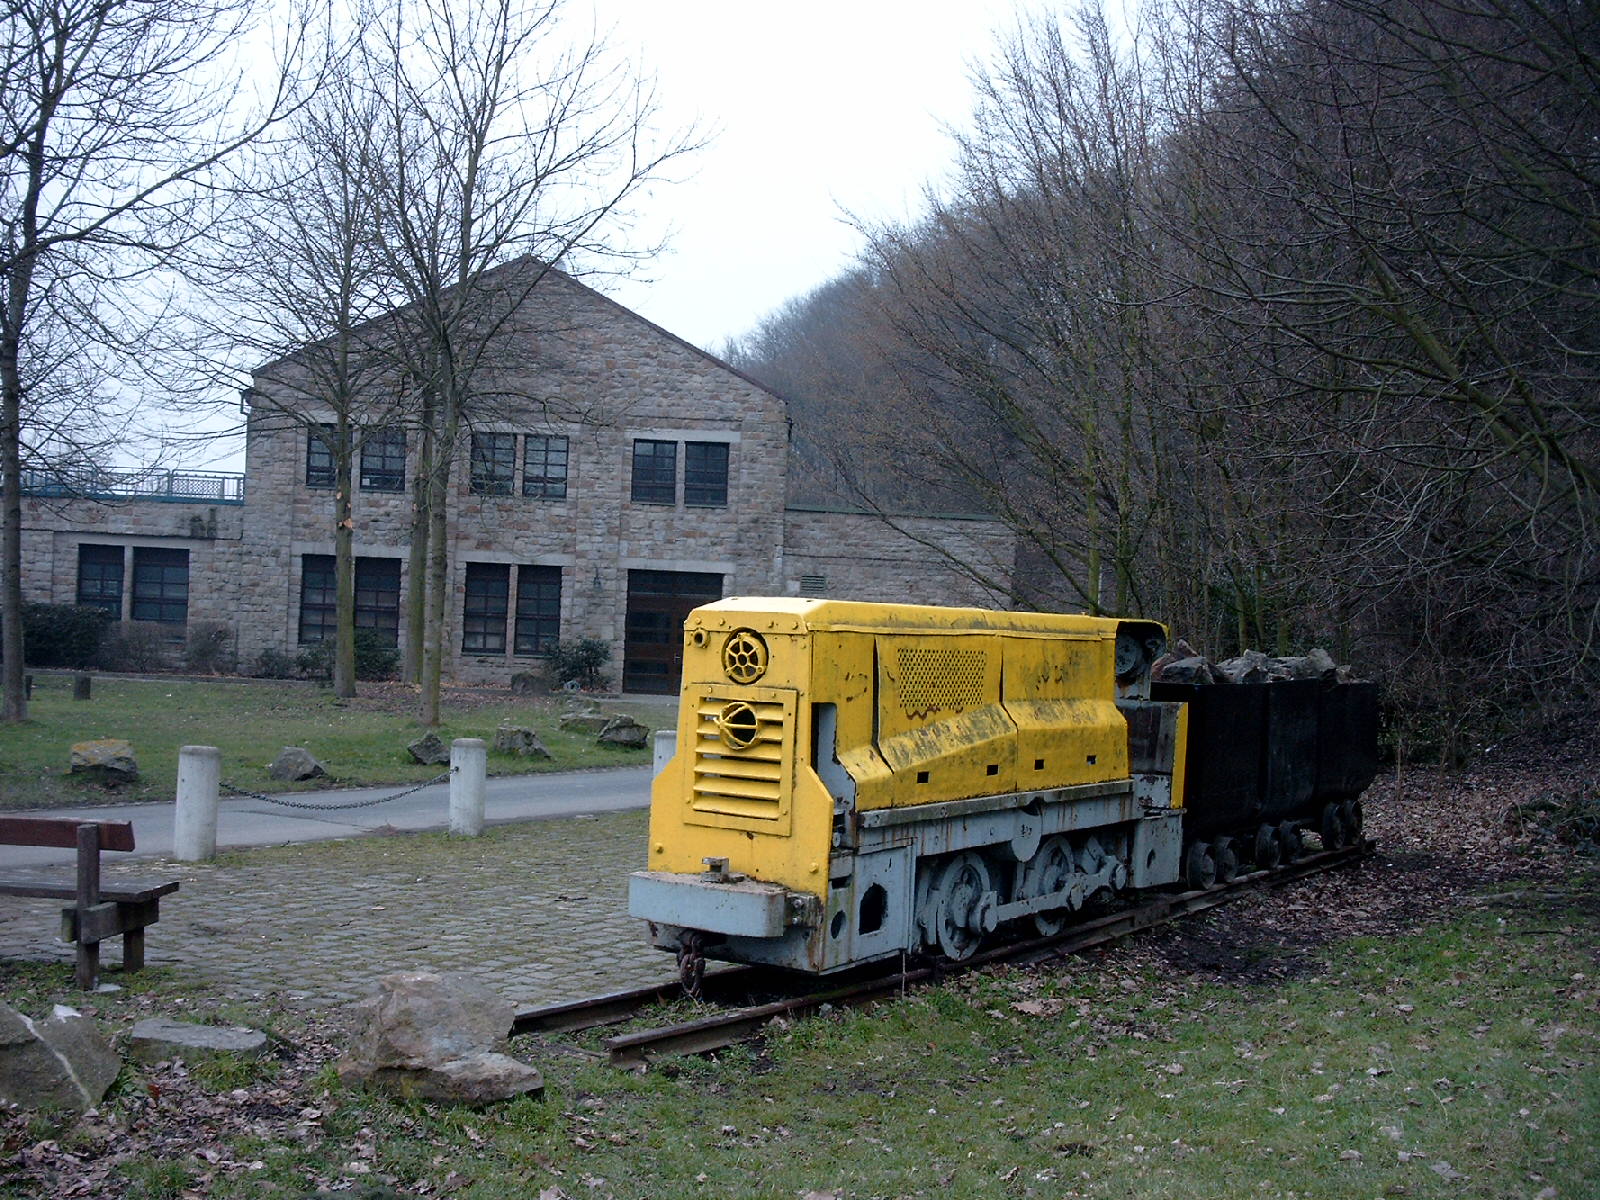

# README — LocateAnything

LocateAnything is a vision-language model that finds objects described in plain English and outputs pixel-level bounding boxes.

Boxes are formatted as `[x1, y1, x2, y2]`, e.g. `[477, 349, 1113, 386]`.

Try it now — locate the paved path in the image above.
[0, 766, 653, 869]
[0, 770, 679, 1007]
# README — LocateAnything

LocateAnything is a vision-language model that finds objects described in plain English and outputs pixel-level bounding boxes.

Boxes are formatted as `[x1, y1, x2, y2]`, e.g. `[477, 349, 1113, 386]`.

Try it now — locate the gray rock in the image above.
[406, 732, 450, 765]
[369, 1052, 543, 1105]
[337, 971, 540, 1106]
[1217, 650, 1272, 684]
[1154, 656, 1218, 685]
[596, 715, 649, 749]
[558, 709, 611, 734]
[127, 1017, 268, 1064]
[508, 671, 542, 696]
[68, 738, 138, 784]
[0, 1001, 120, 1111]
[268, 746, 327, 781]
[493, 725, 551, 759]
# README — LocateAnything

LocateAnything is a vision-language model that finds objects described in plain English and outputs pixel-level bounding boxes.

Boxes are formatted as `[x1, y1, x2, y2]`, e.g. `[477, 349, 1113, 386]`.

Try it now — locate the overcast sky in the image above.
[583, 1, 1028, 354]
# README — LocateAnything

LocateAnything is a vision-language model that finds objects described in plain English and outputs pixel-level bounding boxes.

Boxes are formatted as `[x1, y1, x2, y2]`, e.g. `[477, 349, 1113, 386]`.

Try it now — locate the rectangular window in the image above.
[684, 441, 730, 507]
[131, 547, 188, 624]
[470, 433, 516, 495]
[514, 565, 561, 655]
[631, 439, 676, 504]
[355, 558, 401, 646]
[306, 424, 336, 488]
[523, 434, 568, 499]
[76, 544, 124, 616]
[462, 562, 509, 654]
[298, 554, 336, 643]
[360, 427, 406, 492]
[300, 555, 403, 645]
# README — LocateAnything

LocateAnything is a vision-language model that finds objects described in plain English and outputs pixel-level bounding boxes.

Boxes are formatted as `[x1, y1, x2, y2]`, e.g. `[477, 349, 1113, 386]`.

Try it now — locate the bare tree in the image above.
[0, 0, 313, 720]
[359, 0, 698, 725]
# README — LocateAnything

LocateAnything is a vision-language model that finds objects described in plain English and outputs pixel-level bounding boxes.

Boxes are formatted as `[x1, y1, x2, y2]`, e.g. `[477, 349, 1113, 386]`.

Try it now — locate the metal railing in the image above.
[20, 467, 245, 504]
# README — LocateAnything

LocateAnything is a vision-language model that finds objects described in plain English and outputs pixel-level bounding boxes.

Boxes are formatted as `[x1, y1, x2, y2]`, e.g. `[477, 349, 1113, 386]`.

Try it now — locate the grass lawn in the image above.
[1, 876, 1594, 1199]
[0, 674, 677, 809]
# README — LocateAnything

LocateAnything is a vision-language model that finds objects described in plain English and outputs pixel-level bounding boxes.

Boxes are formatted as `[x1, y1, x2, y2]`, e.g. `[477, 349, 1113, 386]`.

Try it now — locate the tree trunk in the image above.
[420, 403, 456, 728]
[402, 423, 432, 684]
[332, 418, 356, 698]
[0, 356, 24, 723]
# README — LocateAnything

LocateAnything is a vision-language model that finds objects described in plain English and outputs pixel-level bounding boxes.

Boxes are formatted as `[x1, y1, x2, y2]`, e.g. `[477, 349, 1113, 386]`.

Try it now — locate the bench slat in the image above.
[0, 880, 179, 902]
[0, 817, 136, 852]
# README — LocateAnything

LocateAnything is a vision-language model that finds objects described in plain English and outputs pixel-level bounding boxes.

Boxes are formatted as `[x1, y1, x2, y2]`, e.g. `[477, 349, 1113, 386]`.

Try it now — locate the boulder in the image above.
[558, 709, 611, 734]
[0, 1002, 120, 1111]
[268, 746, 327, 781]
[493, 725, 551, 759]
[1216, 650, 1272, 684]
[68, 738, 138, 784]
[127, 1017, 268, 1064]
[596, 715, 649, 749]
[406, 732, 450, 765]
[1154, 656, 1218, 685]
[508, 671, 542, 696]
[337, 972, 542, 1106]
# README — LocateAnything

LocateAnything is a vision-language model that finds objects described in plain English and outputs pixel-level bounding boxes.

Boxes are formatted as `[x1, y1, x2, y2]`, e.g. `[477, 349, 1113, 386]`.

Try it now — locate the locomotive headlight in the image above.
[715, 700, 760, 749]
[722, 629, 768, 683]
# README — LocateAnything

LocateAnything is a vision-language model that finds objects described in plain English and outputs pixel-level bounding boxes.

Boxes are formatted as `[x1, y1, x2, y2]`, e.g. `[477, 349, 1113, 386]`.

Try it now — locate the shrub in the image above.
[183, 621, 234, 674]
[19, 602, 112, 668]
[551, 637, 611, 690]
[251, 647, 298, 679]
[96, 621, 173, 672]
[295, 630, 399, 682]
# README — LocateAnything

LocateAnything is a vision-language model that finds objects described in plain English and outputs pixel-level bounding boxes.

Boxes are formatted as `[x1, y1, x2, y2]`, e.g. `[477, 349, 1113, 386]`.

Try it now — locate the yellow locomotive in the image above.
[628, 598, 1186, 980]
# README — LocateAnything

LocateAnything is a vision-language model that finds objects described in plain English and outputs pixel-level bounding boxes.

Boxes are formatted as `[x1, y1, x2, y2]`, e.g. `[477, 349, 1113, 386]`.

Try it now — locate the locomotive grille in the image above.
[897, 647, 987, 718]
[688, 686, 795, 828]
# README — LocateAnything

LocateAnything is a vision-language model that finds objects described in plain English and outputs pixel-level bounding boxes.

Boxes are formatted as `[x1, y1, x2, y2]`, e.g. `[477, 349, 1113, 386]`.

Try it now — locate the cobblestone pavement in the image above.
[0, 810, 678, 1009]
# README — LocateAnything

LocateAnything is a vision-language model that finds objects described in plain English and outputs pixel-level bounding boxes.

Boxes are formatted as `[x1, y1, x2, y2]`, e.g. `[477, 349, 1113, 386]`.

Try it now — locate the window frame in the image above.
[359, 427, 406, 492]
[76, 544, 124, 617]
[630, 439, 677, 504]
[469, 432, 516, 496]
[298, 554, 337, 644]
[522, 434, 569, 499]
[130, 547, 189, 625]
[684, 441, 730, 507]
[513, 565, 561, 656]
[461, 562, 510, 655]
[306, 424, 337, 489]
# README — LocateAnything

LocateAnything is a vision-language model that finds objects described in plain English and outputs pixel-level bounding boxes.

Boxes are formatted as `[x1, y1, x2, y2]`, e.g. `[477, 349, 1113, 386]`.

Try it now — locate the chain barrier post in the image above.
[449, 738, 487, 836]
[175, 744, 222, 861]
[653, 728, 676, 782]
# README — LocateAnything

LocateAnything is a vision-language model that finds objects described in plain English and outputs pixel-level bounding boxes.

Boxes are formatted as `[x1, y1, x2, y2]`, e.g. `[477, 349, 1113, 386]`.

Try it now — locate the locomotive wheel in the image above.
[1340, 799, 1364, 841]
[1277, 821, 1302, 862]
[1254, 823, 1282, 870]
[1022, 836, 1077, 936]
[1183, 841, 1216, 890]
[931, 852, 992, 961]
[1320, 802, 1348, 851]
[1213, 836, 1240, 883]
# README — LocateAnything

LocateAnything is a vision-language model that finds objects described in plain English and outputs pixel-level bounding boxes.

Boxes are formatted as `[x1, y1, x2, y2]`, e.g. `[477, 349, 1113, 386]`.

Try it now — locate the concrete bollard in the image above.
[174, 744, 221, 861]
[450, 738, 486, 836]
[72, 673, 91, 701]
[653, 728, 676, 782]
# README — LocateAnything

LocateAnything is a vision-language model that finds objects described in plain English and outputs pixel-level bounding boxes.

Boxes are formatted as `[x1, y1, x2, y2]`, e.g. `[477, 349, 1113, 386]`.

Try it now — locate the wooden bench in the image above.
[0, 817, 179, 989]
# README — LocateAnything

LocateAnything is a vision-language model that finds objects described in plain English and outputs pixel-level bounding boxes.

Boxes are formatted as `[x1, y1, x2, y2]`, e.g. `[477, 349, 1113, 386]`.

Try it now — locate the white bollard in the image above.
[652, 728, 676, 783]
[174, 744, 221, 861]
[449, 738, 487, 836]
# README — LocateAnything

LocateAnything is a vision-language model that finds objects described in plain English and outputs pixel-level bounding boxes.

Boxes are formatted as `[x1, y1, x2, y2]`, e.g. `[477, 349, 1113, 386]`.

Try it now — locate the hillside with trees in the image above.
[727, 0, 1597, 757]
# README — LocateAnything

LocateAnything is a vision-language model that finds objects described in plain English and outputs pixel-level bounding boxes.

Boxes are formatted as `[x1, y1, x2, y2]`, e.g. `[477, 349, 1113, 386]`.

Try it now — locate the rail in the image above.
[513, 840, 1375, 1067]
[20, 467, 245, 504]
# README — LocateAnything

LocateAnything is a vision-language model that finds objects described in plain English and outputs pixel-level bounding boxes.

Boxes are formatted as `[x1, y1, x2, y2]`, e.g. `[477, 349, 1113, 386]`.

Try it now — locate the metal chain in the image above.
[219, 770, 452, 812]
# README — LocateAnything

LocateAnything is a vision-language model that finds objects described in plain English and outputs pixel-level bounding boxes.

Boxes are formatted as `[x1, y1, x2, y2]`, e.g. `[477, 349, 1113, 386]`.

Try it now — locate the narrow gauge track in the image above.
[514, 840, 1374, 1068]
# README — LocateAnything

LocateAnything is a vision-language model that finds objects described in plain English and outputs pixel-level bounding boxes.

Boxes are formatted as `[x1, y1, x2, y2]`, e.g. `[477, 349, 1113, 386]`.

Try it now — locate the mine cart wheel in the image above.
[676, 931, 707, 999]
[1022, 836, 1076, 936]
[1320, 802, 1349, 851]
[931, 852, 992, 961]
[1254, 823, 1282, 870]
[1213, 836, 1240, 883]
[1277, 821, 1302, 862]
[1183, 841, 1216, 890]
[1340, 798, 1364, 841]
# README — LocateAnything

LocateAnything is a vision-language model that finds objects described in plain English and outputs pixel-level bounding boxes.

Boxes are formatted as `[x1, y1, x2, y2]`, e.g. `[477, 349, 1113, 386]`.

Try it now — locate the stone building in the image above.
[17, 267, 1016, 693]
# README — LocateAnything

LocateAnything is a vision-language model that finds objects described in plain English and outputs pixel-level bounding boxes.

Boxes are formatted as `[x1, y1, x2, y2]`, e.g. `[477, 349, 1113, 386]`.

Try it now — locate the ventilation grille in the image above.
[799, 574, 827, 596]
[692, 694, 787, 819]
[897, 647, 986, 717]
